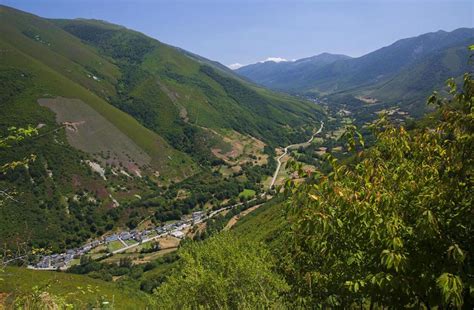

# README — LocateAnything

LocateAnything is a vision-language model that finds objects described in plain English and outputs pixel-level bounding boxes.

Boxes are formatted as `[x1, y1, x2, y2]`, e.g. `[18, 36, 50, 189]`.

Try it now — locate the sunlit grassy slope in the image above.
[0, 5, 196, 178]
[53, 17, 324, 147]
[0, 267, 152, 309]
[231, 198, 287, 248]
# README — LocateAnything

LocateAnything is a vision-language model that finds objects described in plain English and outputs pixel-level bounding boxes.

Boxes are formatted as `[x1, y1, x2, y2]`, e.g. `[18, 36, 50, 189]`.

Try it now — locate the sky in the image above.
[3, 0, 473, 68]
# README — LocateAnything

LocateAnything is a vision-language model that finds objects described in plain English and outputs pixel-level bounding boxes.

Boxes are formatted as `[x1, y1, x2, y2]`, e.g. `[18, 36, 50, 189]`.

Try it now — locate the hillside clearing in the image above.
[239, 189, 256, 199]
[38, 97, 151, 174]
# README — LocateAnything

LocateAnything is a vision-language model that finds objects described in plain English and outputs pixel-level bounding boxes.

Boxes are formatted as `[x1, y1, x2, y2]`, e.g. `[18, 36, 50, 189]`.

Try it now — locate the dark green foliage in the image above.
[194, 198, 265, 241]
[56, 18, 323, 149]
[139, 254, 179, 293]
[231, 196, 288, 249]
[68, 250, 179, 296]
[201, 65, 319, 145]
[0, 70, 109, 251]
[200, 65, 271, 114]
[0, 6, 321, 251]
[60, 23, 155, 64]
[0, 68, 32, 103]
[283, 75, 474, 308]
[70, 255, 143, 282]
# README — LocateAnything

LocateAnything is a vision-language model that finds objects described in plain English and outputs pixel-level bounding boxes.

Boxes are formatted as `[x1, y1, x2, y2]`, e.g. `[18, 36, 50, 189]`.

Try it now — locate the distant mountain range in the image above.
[237, 28, 474, 116]
[236, 53, 351, 89]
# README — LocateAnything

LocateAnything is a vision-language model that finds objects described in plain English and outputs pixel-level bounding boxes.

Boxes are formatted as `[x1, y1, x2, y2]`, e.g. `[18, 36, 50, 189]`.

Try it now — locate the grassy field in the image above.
[238, 189, 256, 199]
[103, 248, 177, 265]
[124, 240, 138, 246]
[125, 241, 155, 253]
[0, 267, 152, 309]
[107, 240, 124, 252]
[231, 197, 287, 248]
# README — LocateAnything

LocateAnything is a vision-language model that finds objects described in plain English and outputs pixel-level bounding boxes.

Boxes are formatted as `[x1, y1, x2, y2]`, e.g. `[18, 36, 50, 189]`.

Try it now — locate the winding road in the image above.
[29, 121, 324, 271]
[269, 121, 324, 189]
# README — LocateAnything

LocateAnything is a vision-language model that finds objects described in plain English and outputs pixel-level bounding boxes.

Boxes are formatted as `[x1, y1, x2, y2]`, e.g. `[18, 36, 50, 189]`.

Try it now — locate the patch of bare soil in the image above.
[187, 222, 207, 239]
[356, 95, 378, 104]
[38, 97, 150, 175]
[0, 292, 10, 309]
[211, 130, 268, 166]
[158, 81, 189, 122]
[159, 236, 180, 249]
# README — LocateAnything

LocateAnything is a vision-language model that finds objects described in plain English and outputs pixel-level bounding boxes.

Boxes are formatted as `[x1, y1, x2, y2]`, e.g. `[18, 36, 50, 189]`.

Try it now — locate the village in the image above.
[28, 123, 325, 271]
[29, 210, 208, 270]
[28, 192, 266, 271]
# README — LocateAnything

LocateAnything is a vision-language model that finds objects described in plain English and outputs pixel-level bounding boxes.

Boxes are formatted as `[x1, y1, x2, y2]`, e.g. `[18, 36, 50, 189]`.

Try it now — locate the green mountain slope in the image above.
[0, 5, 195, 178]
[231, 198, 286, 248]
[52, 18, 323, 148]
[0, 267, 152, 309]
[0, 6, 196, 251]
[366, 41, 473, 102]
[0, 5, 322, 251]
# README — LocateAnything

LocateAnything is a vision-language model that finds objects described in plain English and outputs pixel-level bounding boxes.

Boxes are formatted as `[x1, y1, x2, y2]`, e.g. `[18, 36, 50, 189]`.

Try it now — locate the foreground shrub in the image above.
[154, 233, 289, 309]
[284, 74, 473, 308]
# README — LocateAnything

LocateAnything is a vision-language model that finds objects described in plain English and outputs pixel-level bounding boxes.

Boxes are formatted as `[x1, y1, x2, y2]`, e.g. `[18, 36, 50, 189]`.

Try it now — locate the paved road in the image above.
[269, 122, 324, 189]
[29, 123, 323, 270]
[112, 197, 262, 255]
[112, 233, 167, 254]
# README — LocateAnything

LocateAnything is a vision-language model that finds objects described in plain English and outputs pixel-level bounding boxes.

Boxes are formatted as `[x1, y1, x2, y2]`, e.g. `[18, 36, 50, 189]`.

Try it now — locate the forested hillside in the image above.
[150, 73, 473, 308]
[1, 3, 472, 309]
[52, 17, 322, 148]
[236, 53, 351, 89]
[0, 5, 322, 251]
[3, 72, 472, 308]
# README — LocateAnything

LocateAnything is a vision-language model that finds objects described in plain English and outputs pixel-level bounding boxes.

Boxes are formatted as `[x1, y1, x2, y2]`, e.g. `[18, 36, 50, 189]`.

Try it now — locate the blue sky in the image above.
[3, 0, 473, 68]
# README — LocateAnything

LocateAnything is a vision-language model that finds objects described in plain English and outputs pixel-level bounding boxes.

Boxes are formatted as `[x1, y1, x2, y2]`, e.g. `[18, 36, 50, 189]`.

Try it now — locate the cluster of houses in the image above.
[29, 211, 207, 270]
[32, 239, 102, 270]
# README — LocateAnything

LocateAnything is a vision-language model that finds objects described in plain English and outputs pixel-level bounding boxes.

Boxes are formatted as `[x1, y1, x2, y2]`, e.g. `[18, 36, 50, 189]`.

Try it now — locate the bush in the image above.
[154, 233, 289, 309]
[284, 75, 474, 308]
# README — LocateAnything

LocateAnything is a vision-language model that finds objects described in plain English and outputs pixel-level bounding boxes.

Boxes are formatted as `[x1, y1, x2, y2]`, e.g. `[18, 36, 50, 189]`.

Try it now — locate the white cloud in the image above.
[228, 57, 292, 70]
[260, 57, 288, 63]
[228, 63, 244, 70]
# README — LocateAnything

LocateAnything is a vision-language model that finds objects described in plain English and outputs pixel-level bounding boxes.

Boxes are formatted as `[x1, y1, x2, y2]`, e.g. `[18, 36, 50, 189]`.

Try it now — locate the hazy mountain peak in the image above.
[237, 28, 473, 95]
[235, 52, 351, 87]
[228, 63, 244, 69]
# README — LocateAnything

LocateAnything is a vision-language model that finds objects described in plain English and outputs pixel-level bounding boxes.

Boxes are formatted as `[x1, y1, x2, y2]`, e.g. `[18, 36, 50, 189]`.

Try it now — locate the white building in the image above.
[170, 230, 185, 239]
